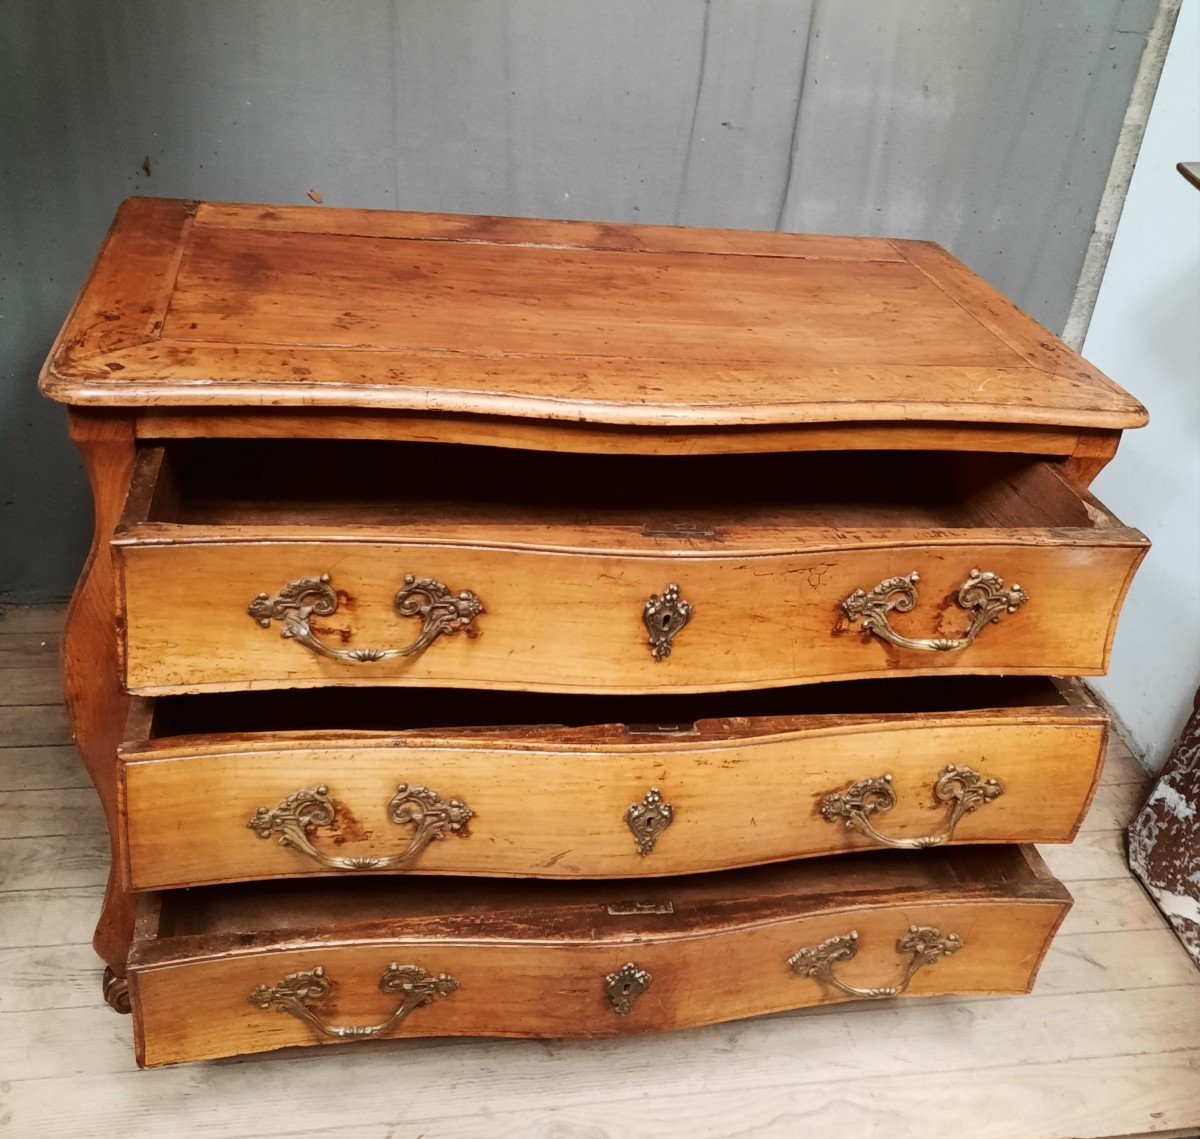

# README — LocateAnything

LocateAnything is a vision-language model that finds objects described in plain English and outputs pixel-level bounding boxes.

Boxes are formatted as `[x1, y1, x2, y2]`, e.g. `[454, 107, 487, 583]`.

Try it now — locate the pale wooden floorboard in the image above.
[1101, 735, 1154, 785]
[0, 787, 106, 839]
[0, 606, 66, 634]
[1087, 778, 1150, 828]
[4, 991, 1199, 1137]
[0, 832, 110, 891]
[1039, 826, 1131, 879]
[0, 666, 62, 706]
[0, 702, 73, 747]
[233, 1052, 1200, 1139]
[0, 604, 1195, 1139]
[0, 885, 103, 949]
[0, 745, 88, 791]
[1059, 876, 1179, 933]
[0, 631, 63, 666]
[0, 943, 106, 1014]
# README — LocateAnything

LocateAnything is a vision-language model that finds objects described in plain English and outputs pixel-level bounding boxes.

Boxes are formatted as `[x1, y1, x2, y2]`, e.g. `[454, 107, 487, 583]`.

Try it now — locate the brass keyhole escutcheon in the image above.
[642, 584, 692, 661]
[625, 788, 675, 856]
[604, 962, 652, 1015]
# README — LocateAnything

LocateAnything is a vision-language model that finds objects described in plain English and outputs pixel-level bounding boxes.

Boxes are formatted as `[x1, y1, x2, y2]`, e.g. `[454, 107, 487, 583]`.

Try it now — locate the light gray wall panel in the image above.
[675, 0, 816, 228]
[779, 0, 1159, 325]
[0, 0, 1157, 600]
[387, 0, 711, 220]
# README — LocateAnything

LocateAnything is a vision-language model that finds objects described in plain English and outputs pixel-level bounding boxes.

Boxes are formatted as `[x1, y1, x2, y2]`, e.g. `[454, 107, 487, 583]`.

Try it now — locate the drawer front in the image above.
[121, 703, 1105, 889]
[116, 537, 1144, 694]
[129, 894, 1066, 1067]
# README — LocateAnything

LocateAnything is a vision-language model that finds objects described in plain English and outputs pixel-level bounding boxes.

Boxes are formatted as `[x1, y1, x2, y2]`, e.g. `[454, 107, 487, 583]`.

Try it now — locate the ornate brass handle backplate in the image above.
[250, 964, 457, 1040]
[248, 573, 484, 663]
[842, 569, 1027, 652]
[789, 926, 962, 999]
[820, 764, 1003, 850]
[248, 783, 471, 870]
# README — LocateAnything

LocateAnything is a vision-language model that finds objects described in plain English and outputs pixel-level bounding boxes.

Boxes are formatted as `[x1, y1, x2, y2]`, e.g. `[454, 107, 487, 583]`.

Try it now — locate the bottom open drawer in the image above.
[127, 844, 1069, 1067]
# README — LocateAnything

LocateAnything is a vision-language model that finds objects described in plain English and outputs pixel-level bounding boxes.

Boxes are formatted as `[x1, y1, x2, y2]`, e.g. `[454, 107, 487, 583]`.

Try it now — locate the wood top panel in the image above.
[163, 225, 1011, 367]
[193, 199, 909, 261]
[41, 197, 1148, 431]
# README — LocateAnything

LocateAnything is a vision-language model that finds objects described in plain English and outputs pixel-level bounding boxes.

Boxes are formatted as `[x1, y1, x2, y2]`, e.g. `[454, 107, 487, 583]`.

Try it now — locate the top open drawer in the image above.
[113, 441, 1147, 696]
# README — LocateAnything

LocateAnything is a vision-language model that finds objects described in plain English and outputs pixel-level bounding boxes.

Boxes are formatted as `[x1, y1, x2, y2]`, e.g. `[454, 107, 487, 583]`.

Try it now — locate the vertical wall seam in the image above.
[674, 0, 713, 225]
[1062, 0, 1183, 347]
[774, 0, 821, 232]
[388, 0, 402, 206]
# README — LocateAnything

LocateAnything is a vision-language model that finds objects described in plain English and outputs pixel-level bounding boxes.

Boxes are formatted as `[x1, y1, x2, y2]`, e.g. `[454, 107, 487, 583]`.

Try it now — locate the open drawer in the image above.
[119, 677, 1107, 889]
[112, 440, 1148, 695]
[127, 844, 1070, 1067]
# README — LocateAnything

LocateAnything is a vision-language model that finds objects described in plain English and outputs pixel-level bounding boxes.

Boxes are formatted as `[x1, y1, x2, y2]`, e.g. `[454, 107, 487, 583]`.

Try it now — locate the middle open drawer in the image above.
[119, 677, 1105, 890]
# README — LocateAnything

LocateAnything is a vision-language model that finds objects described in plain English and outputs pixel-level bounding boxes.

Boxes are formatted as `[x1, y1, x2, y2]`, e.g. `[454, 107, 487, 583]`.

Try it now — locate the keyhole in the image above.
[661, 614, 671, 629]
[621, 982, 632, 995]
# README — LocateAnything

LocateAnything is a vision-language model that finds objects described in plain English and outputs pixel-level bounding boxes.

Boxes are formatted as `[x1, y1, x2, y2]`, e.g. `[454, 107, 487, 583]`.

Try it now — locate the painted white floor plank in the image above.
[1085, 778, 1150, 830]
[0, 943, 104, 1013]
[1100, 737, 1152, 785]
[0, 604, 66, 635]
[0, 666, 62, 706]
[223, 1050, 1196, 1139]
[0, 787, 105, 839]
[0, 702, 73, 747]
[0, 745, 88, 791]
[5, 980, 1198, 1086]
[1039, 827, 1129, 881]
[1057, 875, 1176, 934]
[0, 884, 104, 949]
[218, 1051, 1200, 1139]
[3, 988, 1198, 1136]
[0, 633, 62, 667]
[1033, 928, 1200, 994]
[0, 833, 110, 891]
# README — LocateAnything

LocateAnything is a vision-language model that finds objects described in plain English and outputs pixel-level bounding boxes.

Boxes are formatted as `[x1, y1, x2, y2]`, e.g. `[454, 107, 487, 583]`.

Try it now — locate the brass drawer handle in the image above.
[819, 764, 1003, 850]
[249, 964, 457, 1040]
[248, 573, 484, 663]
[643, 583, 692, 661]
[789, 926, 962, 999]
[842, 569, 1027, 652]
[248, 783, 471, 870]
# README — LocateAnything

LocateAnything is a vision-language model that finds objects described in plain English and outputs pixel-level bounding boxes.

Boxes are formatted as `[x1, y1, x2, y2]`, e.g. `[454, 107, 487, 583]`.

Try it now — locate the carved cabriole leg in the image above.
[64, 411, 137, 1013]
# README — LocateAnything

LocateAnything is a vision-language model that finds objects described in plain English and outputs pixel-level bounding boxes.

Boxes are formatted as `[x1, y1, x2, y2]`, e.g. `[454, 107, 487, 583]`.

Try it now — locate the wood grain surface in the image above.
[119, 682, 1106, 889]
[126, 845, 1069, 1067]
[59, 412, 138, 980]
[113, 444, 1147, 695]
[40, 199, 1147, 437]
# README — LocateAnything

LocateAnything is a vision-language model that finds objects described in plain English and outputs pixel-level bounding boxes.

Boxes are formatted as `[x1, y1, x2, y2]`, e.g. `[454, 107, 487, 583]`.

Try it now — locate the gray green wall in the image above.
[0, 0, 1158, 600]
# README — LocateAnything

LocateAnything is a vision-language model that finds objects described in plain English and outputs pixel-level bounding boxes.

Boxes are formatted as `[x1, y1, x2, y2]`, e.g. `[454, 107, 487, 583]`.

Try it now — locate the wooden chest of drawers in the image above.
[41, 198, 1147, 1067]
